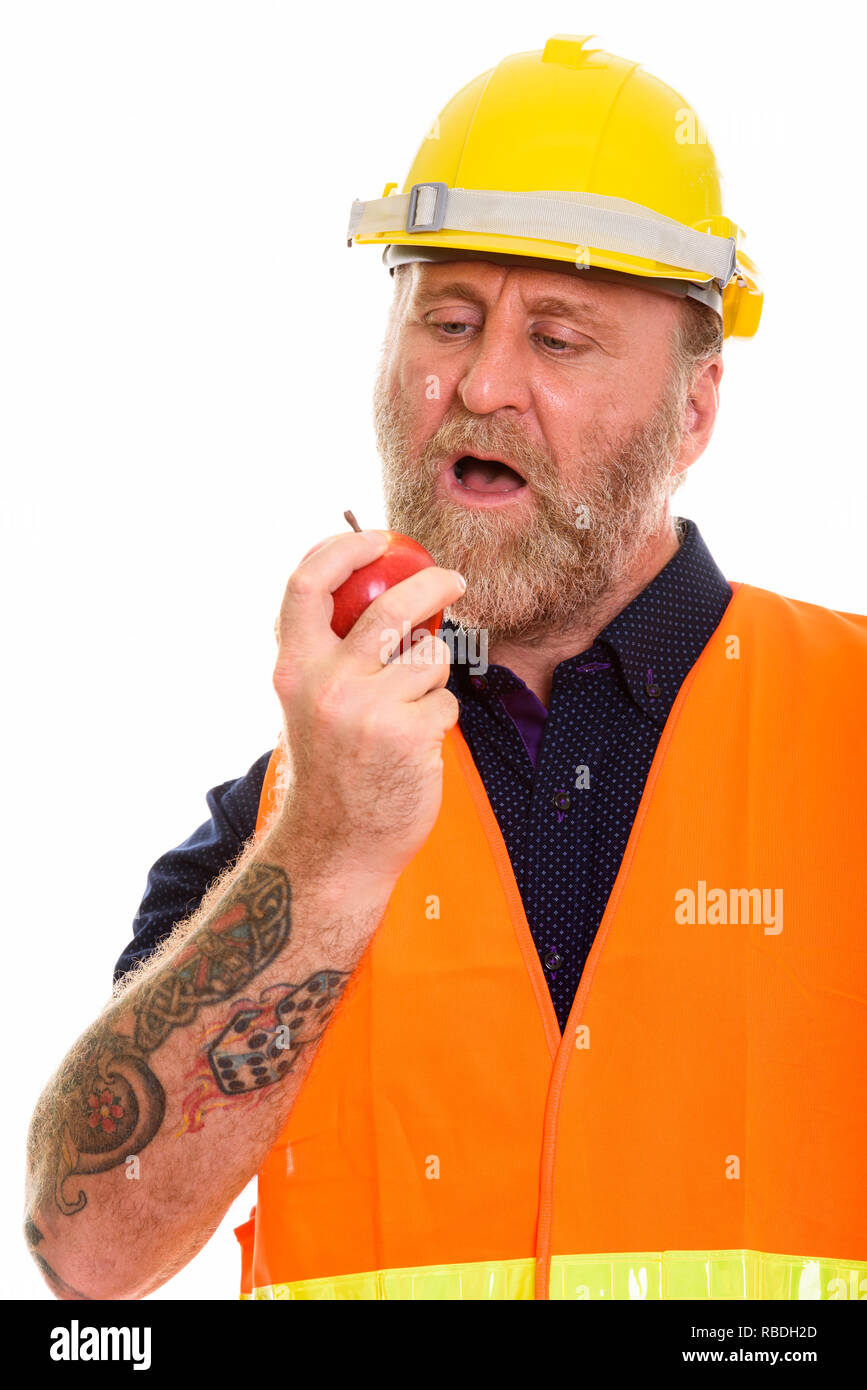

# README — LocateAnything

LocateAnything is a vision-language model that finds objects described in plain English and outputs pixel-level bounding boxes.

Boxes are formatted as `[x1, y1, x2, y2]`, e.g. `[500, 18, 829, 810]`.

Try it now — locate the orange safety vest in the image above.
[234, 581, 867, 1299]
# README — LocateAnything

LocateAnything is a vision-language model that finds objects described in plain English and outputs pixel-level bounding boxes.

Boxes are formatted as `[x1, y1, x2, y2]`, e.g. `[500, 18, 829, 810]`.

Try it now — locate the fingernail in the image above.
[361, 530, 388, 545]
[455, 572, 467, 592]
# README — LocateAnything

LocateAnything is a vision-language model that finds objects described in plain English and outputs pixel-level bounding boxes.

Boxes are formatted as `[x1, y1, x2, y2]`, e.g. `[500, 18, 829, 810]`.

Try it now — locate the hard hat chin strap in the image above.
[381, 243, 724, 320]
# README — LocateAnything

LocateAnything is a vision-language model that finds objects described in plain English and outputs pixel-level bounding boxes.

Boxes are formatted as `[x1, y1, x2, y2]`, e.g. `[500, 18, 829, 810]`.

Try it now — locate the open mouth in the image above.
[451, 455, 527, 494]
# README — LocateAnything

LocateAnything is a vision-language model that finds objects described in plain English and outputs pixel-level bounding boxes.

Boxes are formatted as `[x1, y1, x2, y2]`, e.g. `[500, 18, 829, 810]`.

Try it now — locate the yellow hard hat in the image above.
[348, 35, 762, 339]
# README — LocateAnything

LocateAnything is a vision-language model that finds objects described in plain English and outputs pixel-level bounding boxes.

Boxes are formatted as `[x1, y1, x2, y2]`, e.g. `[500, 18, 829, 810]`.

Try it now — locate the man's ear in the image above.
[676, 353, 724, 478]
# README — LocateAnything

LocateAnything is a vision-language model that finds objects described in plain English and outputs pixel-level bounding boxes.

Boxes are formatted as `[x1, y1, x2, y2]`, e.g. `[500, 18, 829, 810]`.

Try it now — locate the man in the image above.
[25, 36, 867, 1302]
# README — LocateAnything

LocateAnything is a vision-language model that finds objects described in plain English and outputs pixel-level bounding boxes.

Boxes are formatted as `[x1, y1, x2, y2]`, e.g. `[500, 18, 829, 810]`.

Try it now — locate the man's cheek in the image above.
[400, 348, 458, 409]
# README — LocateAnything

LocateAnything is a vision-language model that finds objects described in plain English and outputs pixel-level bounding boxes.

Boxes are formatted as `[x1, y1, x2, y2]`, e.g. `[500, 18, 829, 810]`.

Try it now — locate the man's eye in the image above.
[537, 333, 570, 351]
[436, 321, 472, 335]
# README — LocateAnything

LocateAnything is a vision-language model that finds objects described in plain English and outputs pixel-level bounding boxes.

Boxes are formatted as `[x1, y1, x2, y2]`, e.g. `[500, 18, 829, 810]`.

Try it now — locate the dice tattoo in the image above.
[207, 969, 349, 1095]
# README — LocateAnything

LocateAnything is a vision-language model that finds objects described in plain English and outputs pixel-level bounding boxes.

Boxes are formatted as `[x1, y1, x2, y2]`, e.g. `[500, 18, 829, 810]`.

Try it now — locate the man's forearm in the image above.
[24, 819, 395, 1300]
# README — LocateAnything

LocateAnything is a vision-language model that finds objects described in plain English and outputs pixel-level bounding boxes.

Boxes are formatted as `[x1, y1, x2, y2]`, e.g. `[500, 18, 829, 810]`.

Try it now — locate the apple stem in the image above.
[344, 510, 362, 533]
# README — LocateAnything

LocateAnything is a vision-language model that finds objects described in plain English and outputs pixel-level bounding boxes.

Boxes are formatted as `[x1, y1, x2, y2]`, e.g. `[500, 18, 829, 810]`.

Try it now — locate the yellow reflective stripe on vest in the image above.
[550, 1251, 867, 1300]
[248, 1258, 536, 1300]
[244, 1251, 867, 1300]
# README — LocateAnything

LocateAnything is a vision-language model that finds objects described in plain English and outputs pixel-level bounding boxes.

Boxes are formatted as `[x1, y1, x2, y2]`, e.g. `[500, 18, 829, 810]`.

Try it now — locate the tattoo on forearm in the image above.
[209, 969, 348, 1092]
[38, 862, 305, 1218]
[133, 865, 292, 1052]
[177, 969, 349, 1132]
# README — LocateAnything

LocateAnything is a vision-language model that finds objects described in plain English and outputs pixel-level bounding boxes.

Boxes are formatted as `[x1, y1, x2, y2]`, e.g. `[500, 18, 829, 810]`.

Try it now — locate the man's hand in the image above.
[272, 529, 466, 886]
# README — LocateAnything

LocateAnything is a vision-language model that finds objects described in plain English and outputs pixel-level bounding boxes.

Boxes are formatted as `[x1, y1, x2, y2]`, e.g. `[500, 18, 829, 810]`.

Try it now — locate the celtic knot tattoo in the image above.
[133, 865, 291, 1052]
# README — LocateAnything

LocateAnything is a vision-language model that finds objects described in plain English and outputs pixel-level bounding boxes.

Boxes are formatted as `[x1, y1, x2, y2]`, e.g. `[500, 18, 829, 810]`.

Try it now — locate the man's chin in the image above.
[384, 484, 645, 642]
[390, 493, 529, 566]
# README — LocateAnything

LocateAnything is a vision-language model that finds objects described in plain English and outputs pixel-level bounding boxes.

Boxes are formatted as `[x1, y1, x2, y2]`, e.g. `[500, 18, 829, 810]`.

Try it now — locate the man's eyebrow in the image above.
[413, 283, 614, 328]
[414, 281, 486, 308]
[525, 295, 610, 326]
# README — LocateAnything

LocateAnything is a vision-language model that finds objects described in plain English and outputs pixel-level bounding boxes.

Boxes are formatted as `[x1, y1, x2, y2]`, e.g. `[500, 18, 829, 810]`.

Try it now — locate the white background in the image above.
[3, 1, 865, 1300]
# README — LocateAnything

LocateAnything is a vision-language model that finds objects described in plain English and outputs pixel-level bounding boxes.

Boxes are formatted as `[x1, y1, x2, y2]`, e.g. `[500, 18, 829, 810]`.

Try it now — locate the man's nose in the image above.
[457, 324, 533, 416]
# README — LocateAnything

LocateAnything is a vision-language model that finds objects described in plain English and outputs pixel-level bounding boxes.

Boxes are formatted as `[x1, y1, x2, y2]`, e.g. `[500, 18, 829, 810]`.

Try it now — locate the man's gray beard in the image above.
[374, 370, 688, 645]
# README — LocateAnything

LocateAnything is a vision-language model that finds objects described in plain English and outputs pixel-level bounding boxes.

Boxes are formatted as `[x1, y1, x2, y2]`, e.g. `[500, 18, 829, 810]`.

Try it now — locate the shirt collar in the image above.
[589, 515, 733, 726]
[446, 517, 733, 727]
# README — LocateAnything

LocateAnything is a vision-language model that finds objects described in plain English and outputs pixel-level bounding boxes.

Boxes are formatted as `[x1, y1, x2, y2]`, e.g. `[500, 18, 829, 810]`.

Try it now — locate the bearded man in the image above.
[26, 36, 867, 1303]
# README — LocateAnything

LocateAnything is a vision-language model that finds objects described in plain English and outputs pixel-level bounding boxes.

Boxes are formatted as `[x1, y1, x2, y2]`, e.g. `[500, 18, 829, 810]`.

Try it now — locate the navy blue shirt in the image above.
[115, 516, 733, 1030]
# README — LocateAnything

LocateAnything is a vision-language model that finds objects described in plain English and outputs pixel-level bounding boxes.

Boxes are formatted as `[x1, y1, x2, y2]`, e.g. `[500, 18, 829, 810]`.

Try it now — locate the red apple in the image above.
[300, 531, 443, 642]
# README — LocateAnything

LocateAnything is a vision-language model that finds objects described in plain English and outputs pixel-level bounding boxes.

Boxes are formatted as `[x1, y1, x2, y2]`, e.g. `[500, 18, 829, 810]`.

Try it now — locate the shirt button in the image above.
[544, 950, 563, 972]
[470, 674, 487, 692]
[552, 789, 570, 812]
